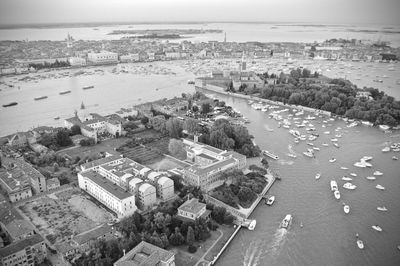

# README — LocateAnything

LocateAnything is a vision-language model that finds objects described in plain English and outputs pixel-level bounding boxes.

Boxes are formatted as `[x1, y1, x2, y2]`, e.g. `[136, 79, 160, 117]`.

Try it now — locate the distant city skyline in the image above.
[0, 0, 399, 26]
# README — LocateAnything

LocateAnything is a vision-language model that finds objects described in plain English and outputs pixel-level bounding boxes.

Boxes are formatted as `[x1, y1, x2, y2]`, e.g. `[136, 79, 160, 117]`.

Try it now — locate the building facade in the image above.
[0, 234, 46, 266]
[87, 51, 118, 65]
[177, 198, 208, 221]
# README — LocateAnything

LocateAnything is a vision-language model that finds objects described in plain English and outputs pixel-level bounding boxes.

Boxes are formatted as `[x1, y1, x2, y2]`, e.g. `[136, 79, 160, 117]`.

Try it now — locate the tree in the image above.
[201, 103, 211, 114]
[186, 226, 195, 246]
[80, 138, 96, 146]
[192, 105, 199, 113]
[238, 187, 255, 202]
[183, 118, 201, 135]
[150, 115, 167, 133]
[168, 139, 187, 160]
[226, 80, 235, 92]
[56, 129, 72, 147]
[166, 118, 183, 138]
[141, 116, 149, 125]
[70, 125, 81, 136]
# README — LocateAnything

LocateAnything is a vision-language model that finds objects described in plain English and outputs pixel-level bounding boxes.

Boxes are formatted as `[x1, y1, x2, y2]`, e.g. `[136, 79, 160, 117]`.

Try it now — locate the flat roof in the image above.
[0, 234, 44, 258]
[73, 224, 114, 245]
[81, 171, 133, 200]
[81, 155, 122, 170]
[178, 198, 205, 215]
[187, 157, 237, 175]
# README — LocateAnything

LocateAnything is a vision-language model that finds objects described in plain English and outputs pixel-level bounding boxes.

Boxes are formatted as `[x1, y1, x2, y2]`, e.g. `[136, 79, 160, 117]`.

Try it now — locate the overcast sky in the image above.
[0, 0, 399, 26]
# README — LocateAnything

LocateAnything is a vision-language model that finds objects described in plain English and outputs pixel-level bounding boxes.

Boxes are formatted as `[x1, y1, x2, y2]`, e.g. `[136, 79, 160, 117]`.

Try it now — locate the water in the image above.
[205, 93, 400, 266]
[1, 23, 400, 47]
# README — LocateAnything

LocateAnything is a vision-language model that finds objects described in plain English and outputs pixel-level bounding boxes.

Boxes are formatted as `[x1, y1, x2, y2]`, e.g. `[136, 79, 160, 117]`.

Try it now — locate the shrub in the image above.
[188, 245, 197, 253]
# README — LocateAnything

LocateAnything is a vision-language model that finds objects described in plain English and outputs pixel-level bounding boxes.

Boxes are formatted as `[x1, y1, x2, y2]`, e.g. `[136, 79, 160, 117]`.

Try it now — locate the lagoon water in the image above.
[1, 23, 400, 47]
[206, 92, 400, 266]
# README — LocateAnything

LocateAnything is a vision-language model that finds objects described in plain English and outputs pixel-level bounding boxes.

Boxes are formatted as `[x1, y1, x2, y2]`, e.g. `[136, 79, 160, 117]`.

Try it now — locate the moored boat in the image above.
[376, 184, 385, 190]
[373, 171, 383, 176]
[343, 182, 357, 190]
[59, 90, 71, 95]
[82, 85, 95, 90]
[266, 196, 275, 206]
[356, 234, 364, 249]
[34, 96, 48, 100]
[340, 166, 349, 170]
[377, 206, 388, 212]
[262, 150, 279, 160]
[330, 180, 338, 191]
[334, 190, 341, 199]
[366, 176, 376, 180]
[350, 173, 357, 177]
[2, 102, 18, 107]
[342, 176, 352, 181]
[372, 225, 382, 232]
[382, 147, 391, 152]
[329, 158, 337, 163]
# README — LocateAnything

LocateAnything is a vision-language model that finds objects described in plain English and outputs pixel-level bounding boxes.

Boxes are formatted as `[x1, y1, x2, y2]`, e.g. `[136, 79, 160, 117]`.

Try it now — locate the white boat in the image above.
[374, 171, 383, 176]
[313, 147, 320, 151]
[262, 150, 279, 160]
[280, 214, 292, 229]
[335, 134, 342, 138]
[333, 143, 339, 148]
[382, 147, 391, 152]
[343, 182, 357, 190]
[287, 153, 297, 158]
[329, 158, 337, 163]
[356, 234, 364, 249]
[350, 173, 357, 177]
[354, 161, 367, 168]
[376, 184, 385, 190]
[303, 151, 314, 158]
[392, 156, 399, 160]
[330, 180, 338, 191]
[372, 225, 382, 232]
[266, 196, 275, 206]
[379, 125, 390, 131]
[366, 176, 376, 180]
[322, 143, 329, 147]
[248, 220, 256, 230]
[340, 166, 349, 170]
[334, 190, 341, 199]
[315, 173, 321, 180]
[377, 206, 388, 212]
[331, 138, 338, 142]
[342, 176, 353, 181]
[361, 156, 373, 161]
[343, 203, 350, 214]
[324, 131, 330, 134]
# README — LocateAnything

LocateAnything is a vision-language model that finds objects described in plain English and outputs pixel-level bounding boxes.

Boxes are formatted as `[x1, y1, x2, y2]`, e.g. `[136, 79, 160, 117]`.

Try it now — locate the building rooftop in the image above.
[138, 183, 155, 193]
[178, 198, 205, 215]
[0, 202, 23, 225]
[65, 116, 82, 125]
[114, 241, 174, 266]
[187, 157, 237, 175]
[81, 171, 133, 200]
[81, 155, 123, 170]
[157, 176, 172, 186]
[0, 234, 44, 258]
[197, 153, 218, 162]
[73, 224, 114, 245]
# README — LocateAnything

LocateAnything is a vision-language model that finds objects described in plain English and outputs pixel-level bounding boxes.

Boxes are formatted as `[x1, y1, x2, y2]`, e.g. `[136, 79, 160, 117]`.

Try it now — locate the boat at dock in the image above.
[34, 96, 48, 100]
[303, 151, 314, 158]
[266, 196, 275, 206]
[287, 153, 297, 158]
[280, 214, 292, 229]
[2, 102, 18, 107]
[59, 90, 71, 95]
[82, 85, 94, 90]
[262, 150, 279, 160]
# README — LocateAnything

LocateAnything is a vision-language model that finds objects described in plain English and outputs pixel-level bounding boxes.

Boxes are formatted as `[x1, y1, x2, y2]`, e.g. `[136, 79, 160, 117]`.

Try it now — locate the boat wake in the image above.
[243, 239, 268, 266]
[268, 228, 288, 255]
[264, 124, 274, 132]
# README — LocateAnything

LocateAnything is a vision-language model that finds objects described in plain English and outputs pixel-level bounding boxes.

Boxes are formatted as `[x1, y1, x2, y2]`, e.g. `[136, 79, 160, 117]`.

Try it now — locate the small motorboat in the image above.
[374, 171, 383, 176]
[287, 153, 297, 158]
[382, 147, 391, 152]
[343, 182, 357, 190]
[329, 158, 337, 163]
[350, 173, 357, 177]
[356, 234, 364, 249]
[307, 142, 314, 146]
[334, 190, 341, 200]
[313, 147, 320, 151]
[340, 166, 349, 170]
[376, 184, 385, 190]
[322, 143, 329, 147]
[377, 206, 388, 212]
[303, 151, 314, 158]
[372, 225, 382, 232]
[343, 203, 350, 214]
[333, 143, 340, 148]
[361, 156, 373, 161]
[342, 176, 353, 181]
[392, 156, 398, 160]
[331, 138, 338, 142]
[266, 196, 275, 206]
[366, 176, 376, 180]
[315, 173, 321, 180]
[248, 220, 256, 230]
[280, 214, 293, 229]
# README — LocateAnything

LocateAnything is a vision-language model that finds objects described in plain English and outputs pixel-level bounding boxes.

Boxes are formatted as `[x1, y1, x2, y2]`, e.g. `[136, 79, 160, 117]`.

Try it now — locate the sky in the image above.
[0, 0, 399, 26]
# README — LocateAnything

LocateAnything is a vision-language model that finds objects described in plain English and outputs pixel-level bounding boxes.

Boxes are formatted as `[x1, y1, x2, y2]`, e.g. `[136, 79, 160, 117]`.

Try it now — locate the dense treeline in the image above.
[29, 60, 70, 70]
[256, 68, 400, 126]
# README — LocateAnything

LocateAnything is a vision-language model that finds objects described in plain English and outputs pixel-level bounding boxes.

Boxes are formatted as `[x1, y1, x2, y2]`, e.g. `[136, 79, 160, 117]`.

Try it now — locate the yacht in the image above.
[266, 196, 275, 206]
[280, 214, 293, 229]
[373, 171, 383, 176]
[376, 184, 385, 190]
[262, 150, 279, 160]
[334, 190, 341, 199]
[343, 182, 357, 190]
[372, 225, 382, 232]
[315, 173, 321, 180]
[377, 206, 388, 212]
[343, 203, 350, 214]
[330, 180, 338, 191]
[356, 234, 364, 249]
[382, 147, 391, 152]
[366, 176, 376, 180]
[342, 176, 352, 181]
[329, 158, 337, 163]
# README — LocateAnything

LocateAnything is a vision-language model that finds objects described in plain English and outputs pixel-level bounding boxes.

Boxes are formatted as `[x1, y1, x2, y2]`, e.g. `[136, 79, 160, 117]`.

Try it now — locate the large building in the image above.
[87, 51, 118, 65]
[0, 168, 32, 203]
[78, 171, 136, 218]
[114, 241, 175, 266]
[0, 234, 47, 266]
[65, 113, 122, 143]
[0, 203, 36, 242]
[182, 139, 246, 191]
[78, 156, 174, 211]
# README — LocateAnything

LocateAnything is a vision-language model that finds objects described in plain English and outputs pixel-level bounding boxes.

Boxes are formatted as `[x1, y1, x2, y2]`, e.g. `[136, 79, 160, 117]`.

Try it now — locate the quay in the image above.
[204, 170, 277, 265]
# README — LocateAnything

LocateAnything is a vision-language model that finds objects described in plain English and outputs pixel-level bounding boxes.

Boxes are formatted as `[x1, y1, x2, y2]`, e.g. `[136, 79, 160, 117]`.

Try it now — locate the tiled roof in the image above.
[81, 171, 133, 200]
[178, 198, 205, 215]
[114, 241, 174, 266]
[0, 234, 44, 258]
[65, 116, 82, 125]
[0, 203, 23, 225]
[3, 219, 35, 240]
